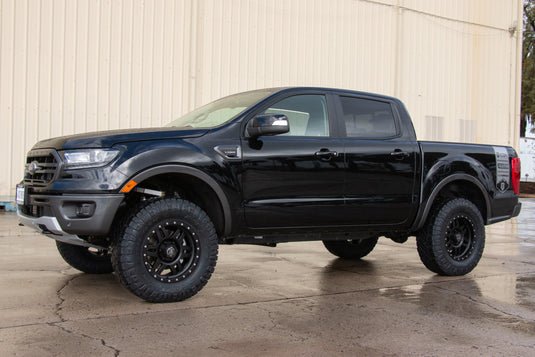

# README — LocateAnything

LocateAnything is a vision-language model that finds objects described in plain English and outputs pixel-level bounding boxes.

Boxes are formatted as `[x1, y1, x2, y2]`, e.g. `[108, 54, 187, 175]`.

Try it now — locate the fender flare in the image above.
[412, 173, 491, 231]
[122, 165, 232, 236]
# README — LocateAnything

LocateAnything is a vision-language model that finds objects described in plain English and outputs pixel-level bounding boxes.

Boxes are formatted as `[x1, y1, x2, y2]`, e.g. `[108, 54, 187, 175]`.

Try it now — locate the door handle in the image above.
[315, 149, 338, 161]
[390, 149, 409, 159]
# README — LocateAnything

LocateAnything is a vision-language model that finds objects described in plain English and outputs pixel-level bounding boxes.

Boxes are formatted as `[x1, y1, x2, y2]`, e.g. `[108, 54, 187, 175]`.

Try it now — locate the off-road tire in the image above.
[323, 236, 379, 259]
[416, 198, 485, 276]
[56, 241, 113, 274]
[111, 198, 218, 303]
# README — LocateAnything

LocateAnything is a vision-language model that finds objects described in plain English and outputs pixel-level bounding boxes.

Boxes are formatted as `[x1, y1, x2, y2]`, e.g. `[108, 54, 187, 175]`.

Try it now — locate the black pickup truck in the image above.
[17, 87, 522, 302]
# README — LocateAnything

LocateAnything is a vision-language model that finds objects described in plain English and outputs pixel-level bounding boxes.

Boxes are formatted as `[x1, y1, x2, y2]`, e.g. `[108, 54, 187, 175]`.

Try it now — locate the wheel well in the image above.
[428, 180, 487, 222]
[119, 173, 226, 236]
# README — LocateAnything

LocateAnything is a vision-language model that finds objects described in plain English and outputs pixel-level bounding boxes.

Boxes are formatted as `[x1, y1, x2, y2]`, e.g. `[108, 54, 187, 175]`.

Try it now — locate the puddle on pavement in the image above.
[514, 275, 535, 309]
[378, 284, 424, 303]
[378, 274, 535, 312]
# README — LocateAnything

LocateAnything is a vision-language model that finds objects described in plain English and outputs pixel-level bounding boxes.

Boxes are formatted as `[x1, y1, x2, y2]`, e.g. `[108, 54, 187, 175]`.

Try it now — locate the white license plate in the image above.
[16, 185, 25, 205]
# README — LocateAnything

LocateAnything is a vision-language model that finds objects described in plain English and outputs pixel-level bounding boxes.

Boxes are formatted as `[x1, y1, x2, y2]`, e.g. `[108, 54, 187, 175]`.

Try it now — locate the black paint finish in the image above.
[18, 87, 521, 241]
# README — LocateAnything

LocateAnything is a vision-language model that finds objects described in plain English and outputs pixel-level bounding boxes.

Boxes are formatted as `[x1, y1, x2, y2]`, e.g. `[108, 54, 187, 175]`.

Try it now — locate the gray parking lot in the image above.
[1, 199, 534, 356]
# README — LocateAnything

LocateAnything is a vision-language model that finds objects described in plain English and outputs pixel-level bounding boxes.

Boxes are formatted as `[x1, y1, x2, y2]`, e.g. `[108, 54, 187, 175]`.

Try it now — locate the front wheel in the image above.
[416, 198, 485, 276]
[111, 198, 218, 303]
[56, 241, 114, 274]
[323, 236, 379, 259]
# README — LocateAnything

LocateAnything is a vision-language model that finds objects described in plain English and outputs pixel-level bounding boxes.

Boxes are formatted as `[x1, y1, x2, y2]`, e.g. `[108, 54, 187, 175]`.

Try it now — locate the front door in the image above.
[241, 93, 345, 229]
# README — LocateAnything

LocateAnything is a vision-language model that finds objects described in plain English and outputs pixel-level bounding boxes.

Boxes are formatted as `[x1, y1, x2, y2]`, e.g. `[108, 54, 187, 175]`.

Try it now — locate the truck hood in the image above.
[32, 127, 210, 150]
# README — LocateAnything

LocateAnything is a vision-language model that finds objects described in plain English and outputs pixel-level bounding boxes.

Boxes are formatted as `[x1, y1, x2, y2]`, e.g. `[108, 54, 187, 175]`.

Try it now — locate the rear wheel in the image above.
[416, 198, 485, 276]
[111, 198, 218, 303]
[56, 241, 113, 274]
[323, 236, 379, 259]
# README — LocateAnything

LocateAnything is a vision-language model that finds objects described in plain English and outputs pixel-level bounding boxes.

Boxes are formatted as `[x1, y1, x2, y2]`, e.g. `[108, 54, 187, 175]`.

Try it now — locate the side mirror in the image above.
[246, 114, 289, 138]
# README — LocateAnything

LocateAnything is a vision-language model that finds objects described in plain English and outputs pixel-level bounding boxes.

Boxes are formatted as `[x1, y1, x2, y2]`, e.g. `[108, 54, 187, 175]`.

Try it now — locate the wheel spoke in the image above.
[155, 228, 166, 242]
[141, 221, 201, 282]
[170, 228, 182, 241]
[175, 231, 186, 247]
[445, 216, 475, 261]
[154, 260, 166, 274]
[182, 246, 192, 259]
[170, 264, 179, 275]
[146, 248, 158, 257]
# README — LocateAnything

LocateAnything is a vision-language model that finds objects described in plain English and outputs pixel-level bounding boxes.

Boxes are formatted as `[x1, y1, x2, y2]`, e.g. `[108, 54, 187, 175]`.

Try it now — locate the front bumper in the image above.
[17, 193, 124, 236]
[16, 213, 106, 248]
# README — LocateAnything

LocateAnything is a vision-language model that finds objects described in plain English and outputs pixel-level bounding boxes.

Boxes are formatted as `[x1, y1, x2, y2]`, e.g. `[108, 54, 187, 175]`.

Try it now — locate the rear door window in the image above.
[340, 96, 398, 138]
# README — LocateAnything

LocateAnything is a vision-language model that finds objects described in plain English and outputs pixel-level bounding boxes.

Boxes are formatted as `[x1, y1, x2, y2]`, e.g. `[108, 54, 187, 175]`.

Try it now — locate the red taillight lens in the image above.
[511, 157, 521, 195]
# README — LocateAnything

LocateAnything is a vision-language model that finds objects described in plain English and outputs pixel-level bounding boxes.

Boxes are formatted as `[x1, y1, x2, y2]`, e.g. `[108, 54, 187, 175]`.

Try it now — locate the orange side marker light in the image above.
[121, 180, 138, 193]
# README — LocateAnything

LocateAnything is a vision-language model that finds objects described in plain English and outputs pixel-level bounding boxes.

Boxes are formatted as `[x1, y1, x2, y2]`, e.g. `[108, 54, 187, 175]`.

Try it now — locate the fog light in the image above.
[75, 203, 95, 218]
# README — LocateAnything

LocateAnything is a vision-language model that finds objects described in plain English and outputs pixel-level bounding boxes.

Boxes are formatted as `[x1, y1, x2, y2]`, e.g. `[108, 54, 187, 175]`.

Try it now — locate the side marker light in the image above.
[121, 180, 138, 193]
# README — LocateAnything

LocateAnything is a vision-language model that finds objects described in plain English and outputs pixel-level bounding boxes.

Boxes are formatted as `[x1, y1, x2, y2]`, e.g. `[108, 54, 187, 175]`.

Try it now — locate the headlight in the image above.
[61, 149, 120, 169]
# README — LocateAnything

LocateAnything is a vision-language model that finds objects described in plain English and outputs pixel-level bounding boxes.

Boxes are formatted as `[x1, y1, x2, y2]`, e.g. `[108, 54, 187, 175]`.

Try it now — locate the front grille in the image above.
[24, 149, 59, 186]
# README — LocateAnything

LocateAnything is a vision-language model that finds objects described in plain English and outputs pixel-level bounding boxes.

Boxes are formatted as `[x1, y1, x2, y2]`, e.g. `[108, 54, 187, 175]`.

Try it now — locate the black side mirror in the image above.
[246, 114, 289, 138]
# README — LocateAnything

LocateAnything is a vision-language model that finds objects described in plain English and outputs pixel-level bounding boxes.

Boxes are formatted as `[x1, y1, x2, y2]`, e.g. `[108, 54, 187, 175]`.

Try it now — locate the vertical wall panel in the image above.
[0, 0, 15, 200]
[25, 0, 41, 150]
[62, 0, 76, 136]
[11, 0, 28, 193]
[0, 0, 523, 200]
[74, 0, 89, 134]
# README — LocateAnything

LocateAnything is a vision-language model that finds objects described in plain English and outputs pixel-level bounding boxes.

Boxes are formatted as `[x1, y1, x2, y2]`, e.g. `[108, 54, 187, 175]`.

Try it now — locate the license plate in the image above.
[16, 184, 25, 206]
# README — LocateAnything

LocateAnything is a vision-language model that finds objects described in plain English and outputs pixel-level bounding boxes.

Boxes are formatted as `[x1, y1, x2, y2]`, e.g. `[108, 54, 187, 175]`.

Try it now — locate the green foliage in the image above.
[522, 0, 535, 136]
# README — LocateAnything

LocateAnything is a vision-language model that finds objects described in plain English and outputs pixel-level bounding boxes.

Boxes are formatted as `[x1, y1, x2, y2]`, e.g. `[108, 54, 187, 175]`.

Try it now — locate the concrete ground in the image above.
[1, 200, 534, 356]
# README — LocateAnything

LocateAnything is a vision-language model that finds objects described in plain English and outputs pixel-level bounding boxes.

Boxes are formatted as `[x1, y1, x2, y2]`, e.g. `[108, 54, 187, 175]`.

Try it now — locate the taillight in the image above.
[511, 157, 521, 195]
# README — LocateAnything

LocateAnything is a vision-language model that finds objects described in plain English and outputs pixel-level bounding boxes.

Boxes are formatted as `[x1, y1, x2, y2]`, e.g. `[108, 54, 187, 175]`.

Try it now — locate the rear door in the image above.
[337, 94, 419, 227]
[241, 92, 346, 228]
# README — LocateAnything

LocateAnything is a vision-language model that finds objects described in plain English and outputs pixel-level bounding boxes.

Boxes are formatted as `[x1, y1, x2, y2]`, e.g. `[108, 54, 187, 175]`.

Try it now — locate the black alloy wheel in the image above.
[142, 221, 201, 283]
[444, 215, 475, 261]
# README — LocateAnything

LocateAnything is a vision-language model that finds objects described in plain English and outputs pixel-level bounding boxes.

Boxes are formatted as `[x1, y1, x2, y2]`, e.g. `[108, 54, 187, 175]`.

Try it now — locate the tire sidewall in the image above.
[323, 236, 378, 259]
[56, 241, 113, 274]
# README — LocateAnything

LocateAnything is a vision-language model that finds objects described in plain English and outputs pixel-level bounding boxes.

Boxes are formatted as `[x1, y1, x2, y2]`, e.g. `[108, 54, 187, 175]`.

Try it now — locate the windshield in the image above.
[166, 89, 275, 128]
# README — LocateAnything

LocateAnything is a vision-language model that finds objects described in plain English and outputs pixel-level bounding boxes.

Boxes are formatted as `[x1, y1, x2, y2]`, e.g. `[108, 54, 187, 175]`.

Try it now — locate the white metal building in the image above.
[0, 0, 524, 203]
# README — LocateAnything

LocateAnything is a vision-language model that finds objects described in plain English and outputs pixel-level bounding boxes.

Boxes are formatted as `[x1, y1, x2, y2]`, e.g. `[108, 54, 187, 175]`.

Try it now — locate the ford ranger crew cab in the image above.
[17, 87, 522, 302]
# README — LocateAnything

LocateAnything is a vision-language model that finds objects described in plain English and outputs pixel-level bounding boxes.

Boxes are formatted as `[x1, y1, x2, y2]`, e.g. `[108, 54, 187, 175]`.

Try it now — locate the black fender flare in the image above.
[411, 173, 491, 231]
[122, 165, 232, 236]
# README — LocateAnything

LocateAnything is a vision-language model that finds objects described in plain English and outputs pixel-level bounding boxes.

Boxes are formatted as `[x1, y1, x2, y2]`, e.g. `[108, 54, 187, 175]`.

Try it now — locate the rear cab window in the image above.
[339, 96, 398, 138]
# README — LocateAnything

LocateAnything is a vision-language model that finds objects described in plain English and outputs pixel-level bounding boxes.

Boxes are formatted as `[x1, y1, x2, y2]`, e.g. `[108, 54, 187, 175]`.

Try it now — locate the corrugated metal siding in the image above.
[0, 0, 523, 199]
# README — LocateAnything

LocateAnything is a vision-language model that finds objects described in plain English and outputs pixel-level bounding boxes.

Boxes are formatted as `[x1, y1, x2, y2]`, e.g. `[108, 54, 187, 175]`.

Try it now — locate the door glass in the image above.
[340, 96, 397, 138]
[262, 95, 329, 136]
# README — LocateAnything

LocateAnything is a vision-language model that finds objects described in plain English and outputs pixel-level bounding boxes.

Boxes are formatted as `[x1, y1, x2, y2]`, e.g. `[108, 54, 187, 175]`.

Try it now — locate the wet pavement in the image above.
[0, 199, 534, 356]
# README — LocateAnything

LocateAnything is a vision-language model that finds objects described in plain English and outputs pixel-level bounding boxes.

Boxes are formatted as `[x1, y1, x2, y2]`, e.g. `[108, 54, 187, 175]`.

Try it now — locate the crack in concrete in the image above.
[2, 268, 534, 357]
[435, 284, 535, 324]
[256, 305, 280, 333]
[46, 275, 122, 356]
[47, 322, 121, 356]
[54, 275, 78, 322]
[1, 274, 512, 329]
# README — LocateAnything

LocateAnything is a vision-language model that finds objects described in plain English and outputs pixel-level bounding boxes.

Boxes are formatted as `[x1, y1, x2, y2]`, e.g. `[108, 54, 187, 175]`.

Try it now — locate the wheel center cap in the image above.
[165, 246, 177, 258]
[454, 232, 462, 243]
